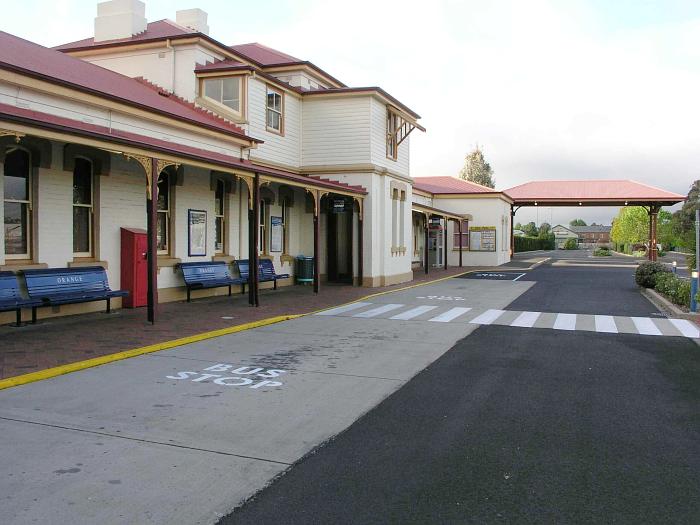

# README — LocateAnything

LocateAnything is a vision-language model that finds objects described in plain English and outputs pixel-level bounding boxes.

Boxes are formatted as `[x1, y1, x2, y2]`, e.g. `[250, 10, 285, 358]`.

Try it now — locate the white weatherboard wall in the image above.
[439, 196, 513, 267]
[248, 78, 301, 168]
[302, 97, 371, 167]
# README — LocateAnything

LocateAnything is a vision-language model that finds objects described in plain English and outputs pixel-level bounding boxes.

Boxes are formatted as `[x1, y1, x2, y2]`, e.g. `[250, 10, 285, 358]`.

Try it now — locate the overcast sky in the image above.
[2, 0, 698, 226]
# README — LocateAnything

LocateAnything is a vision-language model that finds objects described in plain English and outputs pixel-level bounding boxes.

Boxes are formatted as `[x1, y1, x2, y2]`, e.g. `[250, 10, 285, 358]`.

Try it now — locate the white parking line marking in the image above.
[510, 311, 541, 328]
[668, 318, 700, 339]
[553, 313, 577, 331]
[352, 304, 405, 318]
[594, 315, 618, 334]
[389, 305, 439, 320]
[512, 273, 526, 281]
[316, 302, 373, 316]
[470, 309, 506, 325]
[428, 307, 472, 323]
[631, 317, 663, 336]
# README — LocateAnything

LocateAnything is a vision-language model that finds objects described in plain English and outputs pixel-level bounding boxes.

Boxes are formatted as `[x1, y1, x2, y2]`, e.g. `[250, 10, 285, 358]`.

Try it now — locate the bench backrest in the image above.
[236, 259, 251, 280]
[180, 262, 232, 284]
[259, 259, 277, 279]
[23, 267, 112, 298]
[0, 271, 22, 301]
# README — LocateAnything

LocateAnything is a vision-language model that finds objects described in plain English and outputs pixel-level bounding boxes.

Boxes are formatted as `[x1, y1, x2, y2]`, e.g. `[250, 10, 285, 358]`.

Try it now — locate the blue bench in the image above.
[23, 267, 128, 322]
[180, 261, 246, 302]
[0, 271, 43, 326]
[235, 259, 290, 293]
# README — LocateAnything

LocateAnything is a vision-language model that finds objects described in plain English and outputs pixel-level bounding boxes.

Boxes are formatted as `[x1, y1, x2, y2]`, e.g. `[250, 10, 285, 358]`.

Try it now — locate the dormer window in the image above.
[200, 76, 244, 118]
[266, 86, 284, 134]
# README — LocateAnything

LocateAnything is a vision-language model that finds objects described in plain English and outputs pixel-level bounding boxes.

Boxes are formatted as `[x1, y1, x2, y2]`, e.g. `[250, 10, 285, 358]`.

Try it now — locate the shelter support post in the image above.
[358, 200, 363, 287]
[146, 158, 158, 324]
[313, 192, 320, 294]
[443, 216, 448, 269]
[648, 205, 660, 262]
[510, 205, 516, 258]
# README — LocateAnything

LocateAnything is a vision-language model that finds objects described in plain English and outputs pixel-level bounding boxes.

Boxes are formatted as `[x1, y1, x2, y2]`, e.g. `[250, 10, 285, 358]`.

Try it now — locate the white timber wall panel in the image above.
[98, 156, 148, 288]
[36, 162, 72, 268]
[370, 98, 410, 177]
[248, 78, 301, 168]
[302, 97, 371, 166]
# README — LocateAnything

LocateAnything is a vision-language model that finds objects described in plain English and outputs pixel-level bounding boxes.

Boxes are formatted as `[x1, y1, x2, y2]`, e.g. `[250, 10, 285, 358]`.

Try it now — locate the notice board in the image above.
[469, 226, 496, 252]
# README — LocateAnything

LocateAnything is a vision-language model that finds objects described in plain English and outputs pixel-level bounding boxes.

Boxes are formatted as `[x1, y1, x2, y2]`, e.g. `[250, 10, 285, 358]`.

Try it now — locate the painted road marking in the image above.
[553, 313, 577, 331]
[510, 311, 541, 328]
[470, 309, 506, 325]
[428, 307, 472, 323]
[317, 302, 373, 316]
[166, 364, 287, 390]
[353, 304, 405, 318]
[316, 302, 699, 339]
[668, 318, 700, 338]
[390, 305, 439, 320]
[416, 296, 466, 301]
[631, 317, 663, 336]
[594, 315, 618, 334]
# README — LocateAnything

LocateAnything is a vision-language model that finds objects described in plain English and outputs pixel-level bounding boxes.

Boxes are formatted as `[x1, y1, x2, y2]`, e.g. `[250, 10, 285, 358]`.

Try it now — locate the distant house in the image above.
[513, 229, 526, 237]
[552, 225, 578, 249]
[569, 225, 611, 247]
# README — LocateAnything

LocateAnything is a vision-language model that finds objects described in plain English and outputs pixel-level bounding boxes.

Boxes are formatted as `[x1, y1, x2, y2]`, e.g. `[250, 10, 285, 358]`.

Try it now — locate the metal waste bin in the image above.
[295, 255, 314, 284]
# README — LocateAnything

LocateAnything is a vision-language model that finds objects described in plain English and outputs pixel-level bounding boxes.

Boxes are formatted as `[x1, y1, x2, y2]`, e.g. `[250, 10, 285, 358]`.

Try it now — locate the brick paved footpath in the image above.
[0, 267, 493, 380]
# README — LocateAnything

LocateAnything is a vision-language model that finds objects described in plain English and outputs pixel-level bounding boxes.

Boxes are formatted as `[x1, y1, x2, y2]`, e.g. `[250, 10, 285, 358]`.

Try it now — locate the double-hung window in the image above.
[453, 219, 469, 250]
[214, 179, 225, 254]
[72, 158, 93, 257]
[3, 149, 31, 259]
[156, 174, 170, 254]
[203, 77, 242, 116]
[266, 86, 283, 133]
[258, 200, 267, 254]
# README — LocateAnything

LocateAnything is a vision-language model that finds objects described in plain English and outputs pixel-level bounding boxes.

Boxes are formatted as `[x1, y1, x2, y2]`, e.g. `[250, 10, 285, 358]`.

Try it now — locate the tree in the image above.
[523, 222, 539, 237]
[514, 222, 523, 231]
[459, 147, 495, 188]
[570, 219, 587, 227]
[610, 207, 649, 245]
[538, 222, 552, 238]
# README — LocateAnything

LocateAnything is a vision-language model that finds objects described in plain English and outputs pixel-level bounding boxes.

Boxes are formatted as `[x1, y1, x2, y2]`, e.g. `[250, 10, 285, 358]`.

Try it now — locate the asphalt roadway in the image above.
[224, 250, 700, 524]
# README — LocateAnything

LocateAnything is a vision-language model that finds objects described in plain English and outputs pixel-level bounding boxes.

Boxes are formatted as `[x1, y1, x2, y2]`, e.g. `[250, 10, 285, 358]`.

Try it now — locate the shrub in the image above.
[654, 273, 691, 308]
[593, 247, 611, 256]
[635, 261, 671, 288]
[514, 236, 554, 252]
[563, 238, 578, 250]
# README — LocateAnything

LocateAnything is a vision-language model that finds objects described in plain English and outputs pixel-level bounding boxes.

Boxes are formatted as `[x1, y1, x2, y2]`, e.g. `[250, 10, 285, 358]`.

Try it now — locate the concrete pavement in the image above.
[0, 277, 532, 524]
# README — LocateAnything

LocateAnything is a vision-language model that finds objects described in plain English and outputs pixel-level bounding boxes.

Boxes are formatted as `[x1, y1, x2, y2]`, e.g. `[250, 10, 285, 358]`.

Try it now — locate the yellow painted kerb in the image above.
[0, 314, 301, 391]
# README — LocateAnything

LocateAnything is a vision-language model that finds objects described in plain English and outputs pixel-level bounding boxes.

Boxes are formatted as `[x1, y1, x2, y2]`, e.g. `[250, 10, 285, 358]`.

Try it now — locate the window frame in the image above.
[214, 179, 226, 255]
[386, 111, 399, 161]
[3, 148, 33, 261]
[156, 173, 171, 256]
[281, 198, 290, 254]
[265, 85, 284, 135]
[72, 157, 94, 258]
[258, 199, 268, 255]
[197, 73, 247, 121]
[453, 219, 470, 251]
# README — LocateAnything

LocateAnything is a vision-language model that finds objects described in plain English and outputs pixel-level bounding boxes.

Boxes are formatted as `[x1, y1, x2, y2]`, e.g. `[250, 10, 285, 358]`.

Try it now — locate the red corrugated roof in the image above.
[195, 59, 253, 73]
[53, 19, 193, 50]
[504, 180, 685, 203]
[0, 102, 366, 195]
[413, 176, 499, 195]
[0, 31, 255, 142]
[230, 43, 300, 65]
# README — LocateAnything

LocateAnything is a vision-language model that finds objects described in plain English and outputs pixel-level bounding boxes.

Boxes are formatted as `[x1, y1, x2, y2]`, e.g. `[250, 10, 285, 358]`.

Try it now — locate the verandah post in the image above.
[424, 215, 429, 274]
[313, 192, 320, 294]
[146, 158, 159, 324]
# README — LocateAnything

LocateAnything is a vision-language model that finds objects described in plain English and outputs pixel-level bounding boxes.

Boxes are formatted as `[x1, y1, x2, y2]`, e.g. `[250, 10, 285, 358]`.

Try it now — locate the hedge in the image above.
[514, 236, 555, 252]
[654, 273, 691, 308]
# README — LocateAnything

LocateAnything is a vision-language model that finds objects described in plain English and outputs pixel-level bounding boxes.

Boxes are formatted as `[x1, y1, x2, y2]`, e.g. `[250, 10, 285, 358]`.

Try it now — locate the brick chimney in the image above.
[94, 0, 147, 42]
[176, 8, 209, 35]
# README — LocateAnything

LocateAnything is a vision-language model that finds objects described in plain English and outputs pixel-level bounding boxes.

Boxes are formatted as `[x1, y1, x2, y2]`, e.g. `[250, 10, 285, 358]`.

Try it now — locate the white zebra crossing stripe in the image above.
[315, 301, 699, 339]
[316, 302, 373, 316]
[631, 317, 662, 336]
[428, 307, 472, 323]
[553, 313, 577, 331]
[352, 304, 405, 318]
[470, 309, 506, 325]
[510, 311, 541, 328]
[594, 315, 618, 334]
[668, 318, 700, 338]
[389, 305, 439, 320]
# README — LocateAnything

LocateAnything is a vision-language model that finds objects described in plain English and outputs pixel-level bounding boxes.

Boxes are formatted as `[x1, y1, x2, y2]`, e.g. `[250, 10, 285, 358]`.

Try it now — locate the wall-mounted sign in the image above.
[188, 209, 207, 256]
[270, 216, 283, 252]
[332, 198, 346, 213]
[469, 226, 496, 252]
